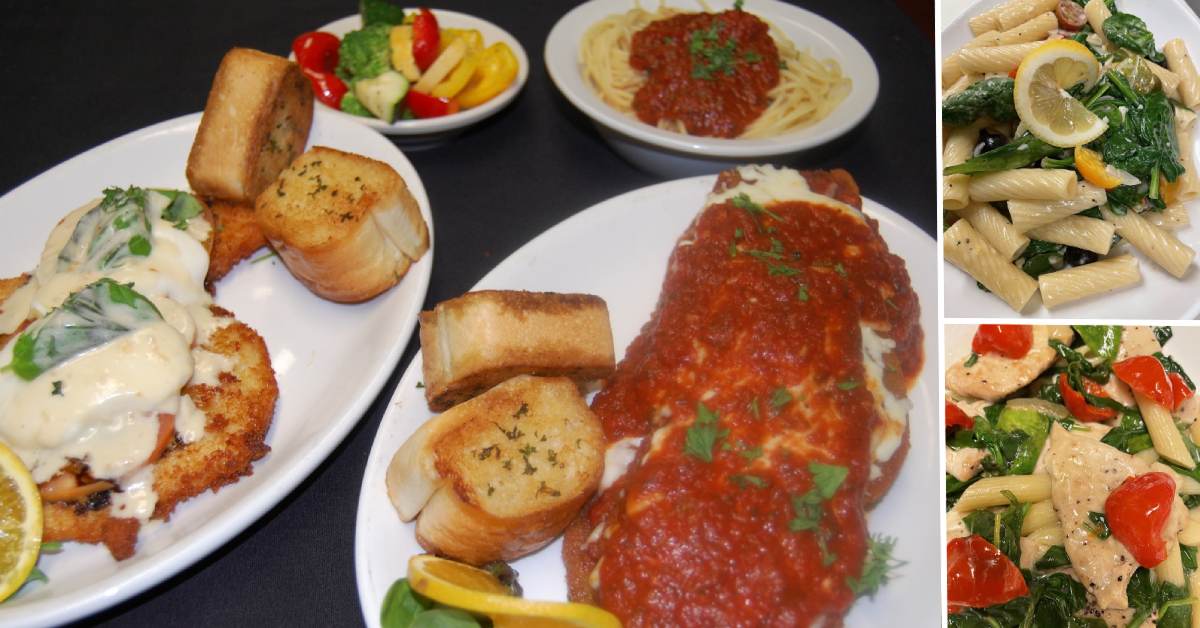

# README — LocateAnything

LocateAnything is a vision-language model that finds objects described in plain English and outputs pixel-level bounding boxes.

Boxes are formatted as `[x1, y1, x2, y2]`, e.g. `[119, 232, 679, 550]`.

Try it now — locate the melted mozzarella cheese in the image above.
[861, 325, 910, 480]
[705, 164, 863, 221]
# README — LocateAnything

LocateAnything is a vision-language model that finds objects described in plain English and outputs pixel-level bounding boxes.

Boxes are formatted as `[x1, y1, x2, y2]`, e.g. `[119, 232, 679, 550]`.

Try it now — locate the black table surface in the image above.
[0, 1, 933, 625]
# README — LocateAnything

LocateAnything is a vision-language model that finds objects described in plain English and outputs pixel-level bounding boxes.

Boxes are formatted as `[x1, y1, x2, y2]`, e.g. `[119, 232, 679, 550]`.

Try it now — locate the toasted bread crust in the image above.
[38, 306, 277, 557]
[187, 48, 313, 203]
[388, 375, 604, 565]
[420, 291, 616, 411]
[205, 199, 268, 286]
[254, 146, 429, 302]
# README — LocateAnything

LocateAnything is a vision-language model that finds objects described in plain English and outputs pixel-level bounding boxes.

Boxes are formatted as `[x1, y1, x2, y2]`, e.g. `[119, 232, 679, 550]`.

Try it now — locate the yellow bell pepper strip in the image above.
[439, 28, 483, 54]
[388, 25, 421, 81]
[430, 49, 480, 99]
[412, 37, 467, 93]
[454, 42, 518, 109]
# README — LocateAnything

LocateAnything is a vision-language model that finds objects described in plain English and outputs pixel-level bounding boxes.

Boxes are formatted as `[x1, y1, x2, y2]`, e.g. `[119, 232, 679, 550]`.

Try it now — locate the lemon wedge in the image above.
[1014, 40, 1107, 148]
[0, 441, 42, 602]
[407, 555, 621, 628]
[1074, 145, 1139, 189]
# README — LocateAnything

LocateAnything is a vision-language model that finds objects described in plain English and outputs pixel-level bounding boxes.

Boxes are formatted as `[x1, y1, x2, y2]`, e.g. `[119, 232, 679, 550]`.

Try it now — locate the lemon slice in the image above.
[0, 442, 42, 602]
[407, 554, 621, 628]
[1074, 145, 1139, 189]
[1014, 40, 1107, 148]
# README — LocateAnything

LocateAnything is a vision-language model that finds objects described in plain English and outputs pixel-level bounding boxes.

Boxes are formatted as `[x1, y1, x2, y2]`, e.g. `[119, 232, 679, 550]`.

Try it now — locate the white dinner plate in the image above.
[942, 0, 1200, 319]
[544, 0, 880, 170]
[300, 12, 528, 137]
[0, 109, 433, 626]
[353, 177, 940, 626]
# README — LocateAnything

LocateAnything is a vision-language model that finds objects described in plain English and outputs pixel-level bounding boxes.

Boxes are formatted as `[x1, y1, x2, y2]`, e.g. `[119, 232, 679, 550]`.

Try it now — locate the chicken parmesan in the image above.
[0, 187, 277, 559]
[562, 165, 922, 626]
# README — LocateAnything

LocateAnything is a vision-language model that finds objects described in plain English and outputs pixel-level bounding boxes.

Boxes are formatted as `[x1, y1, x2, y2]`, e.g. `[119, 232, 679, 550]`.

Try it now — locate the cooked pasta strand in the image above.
[969, 169, 1077, 202]
[953, 475, 1052, 512]
[1166, 39, 1200, 109]
[961, 202, 1029, 259]
[1084, 0, 1113, 49]
[1008, 182, 1107, 232]
[956, 41, 1044, 74]
[1021, 500, 1057, 534]
[1136, 391, 1195, 469]
[1026, 216, 1114, 255]
[1101, 206, 1195, 279]
[1157, 542, 1186, 587]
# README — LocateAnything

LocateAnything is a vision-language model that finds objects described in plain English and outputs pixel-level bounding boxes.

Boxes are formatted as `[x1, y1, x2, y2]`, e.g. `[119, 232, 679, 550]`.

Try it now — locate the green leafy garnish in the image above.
[57, 186, 154, 272]
[848, 535, 903, 599]
[731, 193, 783, 222]
[683, 402, 728, 463]
[689, 22, 738, 80]
[1083, 511, 1111, 539]
[1072, 325, 1122, 364]
[837, 379, 859, 391]
[941, 77, 1017, 126]
[155, 189, 205, 230]
[729, 473, 768, 488]
[769, 387, 792, 410]
[1034, 545, 1071, 571]
[1103, 12, 1166, 64]
[963, 352, 979, 367]
[943, 133, 1058, 175]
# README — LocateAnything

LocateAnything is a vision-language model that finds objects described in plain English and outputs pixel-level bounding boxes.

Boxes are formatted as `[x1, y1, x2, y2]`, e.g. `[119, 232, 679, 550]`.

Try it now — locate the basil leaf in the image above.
[1072, 325, 1122, 363]
[4, 278, 161, 380]
[57, 186, 153, 272]
[380, 579, 430, 628]
[155, 189, 204, 230]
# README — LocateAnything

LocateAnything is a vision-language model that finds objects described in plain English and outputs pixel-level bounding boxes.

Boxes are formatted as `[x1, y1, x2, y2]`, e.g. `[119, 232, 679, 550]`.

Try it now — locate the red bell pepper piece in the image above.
[406, 90, 460, 118]
[946, 401, 974, 432]
[292, 31, 341, 73]
[412, 8, 440, 72]
[1113, 355, 1175, 410]
[301, 67, 348, 109]
[1106, 472, 1176, 567]
[1170, 372, 1195, 411]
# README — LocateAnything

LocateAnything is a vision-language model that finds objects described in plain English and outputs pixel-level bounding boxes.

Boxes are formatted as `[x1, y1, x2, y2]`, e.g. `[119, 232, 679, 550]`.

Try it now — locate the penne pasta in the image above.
[960, 202, 1030, 259]
[969, 169, 1078, 202]
[953, 474, 1052, 512]
[1147, 205, 1191, 231]
[1037, 255, 1140, 309]
[1157, 542, 1187, 587]
[1180, 515, 1200, 546]
[1178, 471, 1200, 495]
[956, 41, 1044, 74]
[1026, 216, 1115, 255]
[942, 53, 964, 89]
[1148, 61, 1183, 102]
[1025, 524, 1063, 546]
[1008, 182, 1107, 232]
[1166, 39, 1200, 109]
[1136, 391, 1195, 469]
[1021, 499, 1057, 535]
[968, 4, 1005, 35]
[944, 220, 1039, 311]
[1102, 206, 1196, 279]
[964, 12, 1056, 49]
[943, 125, 979, 210]
[996, 0, 1057, 31]
[1084, 0, 1112, 49]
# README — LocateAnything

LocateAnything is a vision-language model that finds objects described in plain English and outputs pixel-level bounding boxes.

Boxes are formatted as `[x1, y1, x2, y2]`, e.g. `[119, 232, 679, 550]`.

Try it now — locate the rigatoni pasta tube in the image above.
[964, 12, 1056, 49]
[1179, 515, 1200, 546]
[1026, 216, 1115, 254]
[957, 41, 1044, 74]
[1147, 62, 1183, 102]
[943, 125, 978, 210]
[1037, 255, 1140, 309]
[968, 3, 1005, 35]
[1171, 111, 1200, 205]
[944, 220, 1039, 311]
[1102, 206, 1196, 279]
[961, 202, 1029, 259]
[1157, 542, 1186, 587]
[1165, 39, 1200, 109]
[969, 168, 1077, 202]
[1025, 524, 1063, 546]
[996, 0, 1056, 30]
[954, 474, 1052, 512]
[1009, 182, 1107, 232]
[942, 53, 964, 89]
[1136, 390, 1195, 469]
[1148, 206, 1191, 230]
[1084, 0, 1112, 48]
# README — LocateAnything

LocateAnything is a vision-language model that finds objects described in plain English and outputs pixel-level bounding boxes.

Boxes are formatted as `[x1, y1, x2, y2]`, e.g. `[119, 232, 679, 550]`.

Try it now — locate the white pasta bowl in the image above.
[544, 0, 879, 177]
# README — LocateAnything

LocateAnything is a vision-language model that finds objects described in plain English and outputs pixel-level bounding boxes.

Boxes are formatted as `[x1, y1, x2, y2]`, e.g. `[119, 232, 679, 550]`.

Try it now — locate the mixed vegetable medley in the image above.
[293, 0, 519, 122]
[947, 324, 1200, 626]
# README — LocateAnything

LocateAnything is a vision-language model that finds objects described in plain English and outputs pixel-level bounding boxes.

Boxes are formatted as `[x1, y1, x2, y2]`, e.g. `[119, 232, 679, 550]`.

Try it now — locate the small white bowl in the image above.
[544, 0, 879, 176]
[300, 11, 528, 144]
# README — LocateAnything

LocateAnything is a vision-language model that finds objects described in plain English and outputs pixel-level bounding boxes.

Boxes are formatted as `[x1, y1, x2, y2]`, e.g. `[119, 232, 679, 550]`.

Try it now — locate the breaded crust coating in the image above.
[205, 199, 268, 287]
[38, 306, 278, 557]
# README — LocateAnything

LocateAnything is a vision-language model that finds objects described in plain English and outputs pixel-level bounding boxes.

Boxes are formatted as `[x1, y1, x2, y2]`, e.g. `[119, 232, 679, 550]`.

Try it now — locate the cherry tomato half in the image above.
[1106, 472, 1176, 567]
[946, 401, 974, 432]
[1058, 374, 1117, 422]
[293, 31, 341, 74]
[412, 8, 440, 72]
[1114, 355, 1175, 410]
[947, 535, 1029, 608]
[1170, 372, 1195, 411]
[972, 325, 1033, 360]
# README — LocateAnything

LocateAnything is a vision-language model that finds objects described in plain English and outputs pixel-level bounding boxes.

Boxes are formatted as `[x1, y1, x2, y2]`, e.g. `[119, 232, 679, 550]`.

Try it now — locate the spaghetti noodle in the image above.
[580, 3, 851, 138]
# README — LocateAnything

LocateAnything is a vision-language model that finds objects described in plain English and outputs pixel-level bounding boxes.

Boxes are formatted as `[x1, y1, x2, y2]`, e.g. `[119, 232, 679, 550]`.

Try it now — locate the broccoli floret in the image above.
[360, 0, 405, 27]
[336, 24, 391, 82]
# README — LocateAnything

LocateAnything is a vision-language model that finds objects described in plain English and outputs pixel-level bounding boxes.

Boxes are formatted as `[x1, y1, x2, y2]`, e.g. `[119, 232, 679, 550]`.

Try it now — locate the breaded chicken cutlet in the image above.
[205, 199, 269, 287]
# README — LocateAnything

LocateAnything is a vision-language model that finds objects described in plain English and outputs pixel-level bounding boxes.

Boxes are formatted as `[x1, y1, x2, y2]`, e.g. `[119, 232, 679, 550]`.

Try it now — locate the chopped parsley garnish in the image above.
[416, 381, 424, 388]
[769, 387, 793, 410]
[834, 262, 848, 277]
[683, 402, 729, 463]
[848, 535, 903, 598]
[837, 379, 860, 391]
[963, 352, 979, 367]
[738, 446, 764, 461]
[513, 402, 529, 418]
[730, 474, 768, 488]
[810, 462, 849, 497]
[747, 397, 761, 419]
[743, 51, 761, 63]
[250, 251, 277, 264]
[789, 462, 848, 531]
[51, 380, 63, 396]
[732, 193, 784, 222]
[689, 22, 738, 80]
[767, 263, 802, 277]
[733, 0, 745, 9]
[746, 238, 786, 261]
[796, 284, 809, 302]
[1084, 511, 1111, 539]
[157, 189, 205, 230]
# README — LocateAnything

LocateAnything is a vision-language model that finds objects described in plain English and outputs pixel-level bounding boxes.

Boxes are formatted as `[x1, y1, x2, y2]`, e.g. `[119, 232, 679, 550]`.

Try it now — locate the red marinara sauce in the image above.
[629, 10, 781, 138]
[570, 170, 923, 625]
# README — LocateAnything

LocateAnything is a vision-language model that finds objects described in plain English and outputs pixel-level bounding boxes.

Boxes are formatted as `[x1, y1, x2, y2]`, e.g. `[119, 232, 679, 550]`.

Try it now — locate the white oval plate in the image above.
[301, 11, 528, 136]
[544, 0, 880, 158]
[942, 0, 1200, 319]
[354, 177, 939, 626]
[0, 109, 433, 626]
